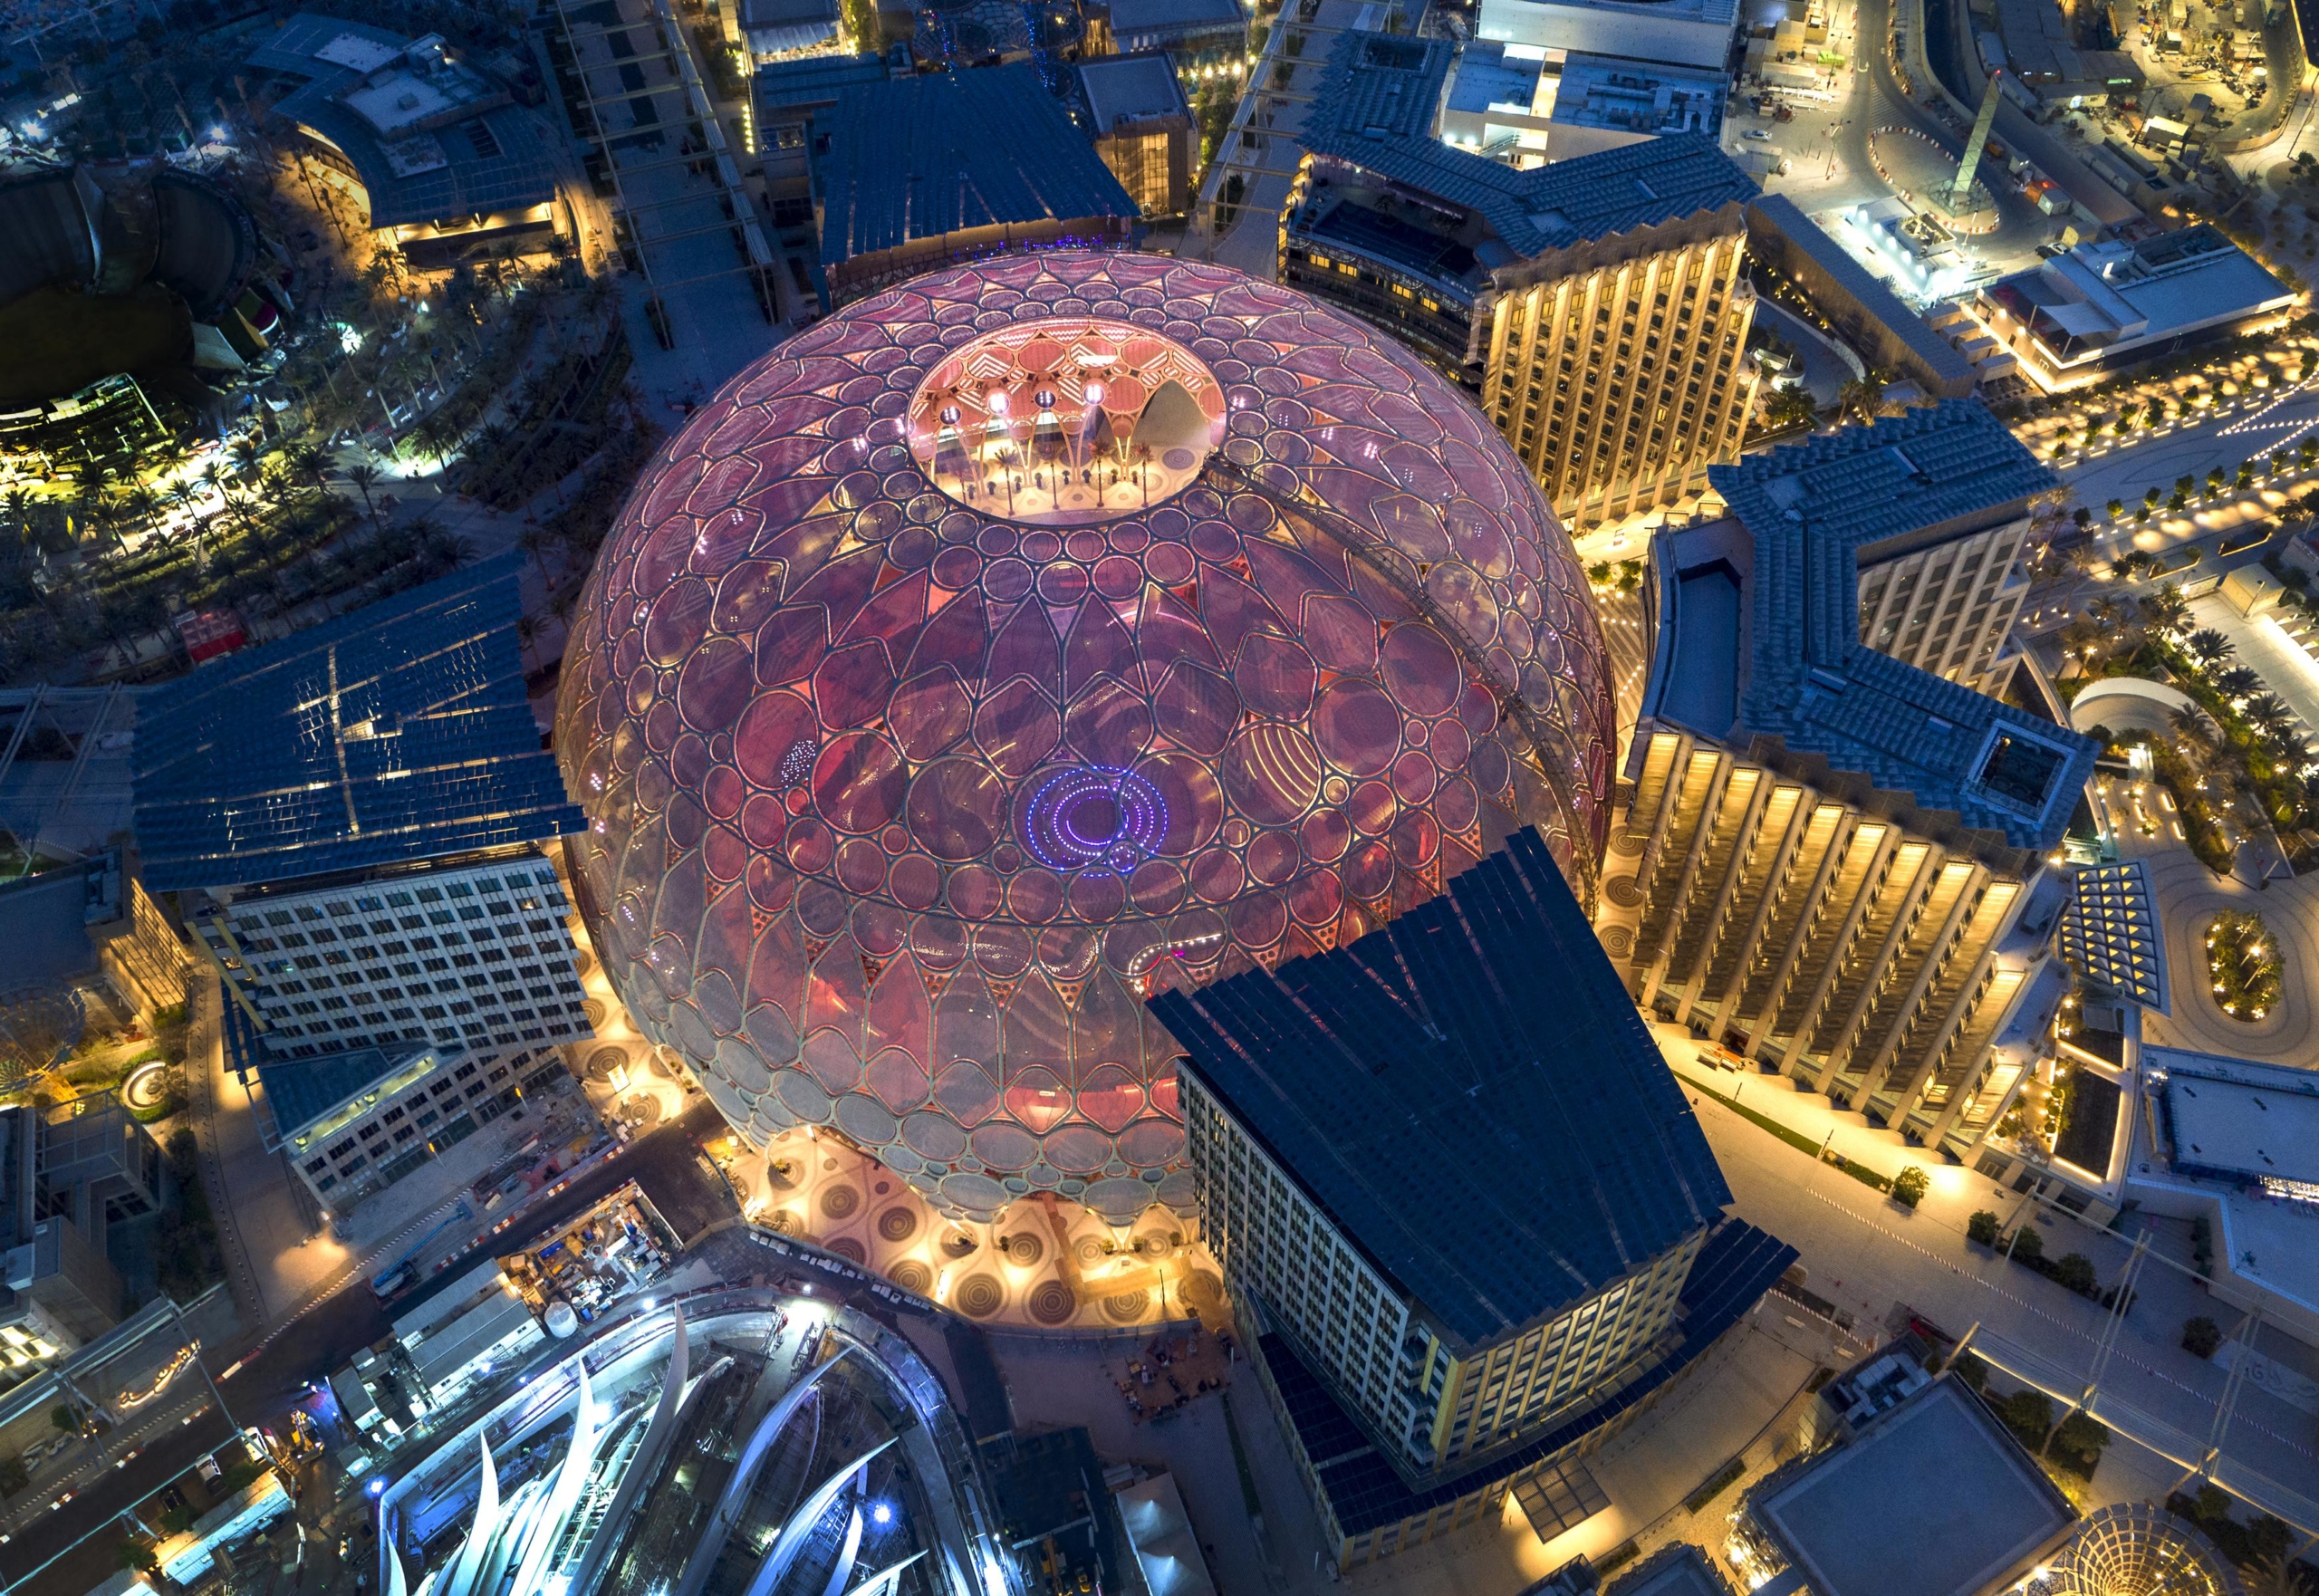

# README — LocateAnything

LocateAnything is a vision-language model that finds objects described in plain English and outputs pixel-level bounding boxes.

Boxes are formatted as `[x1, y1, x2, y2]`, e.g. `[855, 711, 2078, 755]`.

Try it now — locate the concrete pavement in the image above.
[1687, 1075, 2319, 1514]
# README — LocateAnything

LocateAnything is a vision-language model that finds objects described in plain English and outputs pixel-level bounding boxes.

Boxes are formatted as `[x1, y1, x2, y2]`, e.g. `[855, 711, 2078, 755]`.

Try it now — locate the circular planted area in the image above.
[2205, 909, 2281, 1020]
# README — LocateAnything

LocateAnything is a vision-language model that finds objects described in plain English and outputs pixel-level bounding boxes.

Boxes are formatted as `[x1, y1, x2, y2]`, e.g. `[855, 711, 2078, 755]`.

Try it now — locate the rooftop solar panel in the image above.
[1151, 828, 1731, 1351]
[134, 554, 582, 892]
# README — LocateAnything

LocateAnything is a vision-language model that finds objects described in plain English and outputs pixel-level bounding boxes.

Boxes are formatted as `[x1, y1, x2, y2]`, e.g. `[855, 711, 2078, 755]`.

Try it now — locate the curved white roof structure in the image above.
[376, 1294, 1013, 1596]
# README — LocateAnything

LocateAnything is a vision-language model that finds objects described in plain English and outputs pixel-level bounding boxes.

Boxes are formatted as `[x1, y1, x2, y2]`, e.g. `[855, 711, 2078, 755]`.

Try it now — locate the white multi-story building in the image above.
[133, 558, 595, 1215]
[193, 851, 588, 1060]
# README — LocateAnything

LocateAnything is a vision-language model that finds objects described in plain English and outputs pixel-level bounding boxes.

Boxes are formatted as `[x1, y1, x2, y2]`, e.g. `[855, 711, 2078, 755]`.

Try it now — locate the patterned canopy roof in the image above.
[554, 252, 1612, 1225]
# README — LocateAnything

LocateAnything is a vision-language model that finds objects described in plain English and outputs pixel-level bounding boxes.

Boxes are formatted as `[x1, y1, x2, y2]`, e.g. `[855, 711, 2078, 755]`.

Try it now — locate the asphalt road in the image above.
[0, 1101, 737, 1596]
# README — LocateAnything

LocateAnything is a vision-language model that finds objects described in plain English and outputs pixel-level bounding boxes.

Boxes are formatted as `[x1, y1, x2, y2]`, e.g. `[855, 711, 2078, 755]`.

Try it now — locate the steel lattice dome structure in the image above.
[555, 253, 1614, 1224]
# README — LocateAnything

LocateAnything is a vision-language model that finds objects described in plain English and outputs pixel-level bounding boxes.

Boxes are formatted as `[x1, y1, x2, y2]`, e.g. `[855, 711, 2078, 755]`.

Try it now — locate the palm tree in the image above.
[518, 522, 564, 582]
[2169, 706, 2224, 773]
[2141, 582, 2189, 636]
[419, 525, 476, 577]
[2217, 664, 2263, 699]
[2246, 693, 2295, 737]
[343, 462, 384, 531]
[2, 487, 33, 555]
[122, 484, 161, 546]
[1836, 369, 1889, 425]
[2243, 1550, 2314, 1596]
[2183, 628, 2235, 670]
[291, 443, 332, 501]
[2084, 596, 2140, 664]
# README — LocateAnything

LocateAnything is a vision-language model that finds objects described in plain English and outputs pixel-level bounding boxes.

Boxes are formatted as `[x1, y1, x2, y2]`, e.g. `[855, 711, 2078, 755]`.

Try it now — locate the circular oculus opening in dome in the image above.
[907, 318, 1225, 525]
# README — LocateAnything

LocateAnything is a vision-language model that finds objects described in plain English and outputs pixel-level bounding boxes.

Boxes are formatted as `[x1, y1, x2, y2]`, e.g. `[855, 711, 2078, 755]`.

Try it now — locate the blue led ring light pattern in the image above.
[1025, 766, 1166, 874]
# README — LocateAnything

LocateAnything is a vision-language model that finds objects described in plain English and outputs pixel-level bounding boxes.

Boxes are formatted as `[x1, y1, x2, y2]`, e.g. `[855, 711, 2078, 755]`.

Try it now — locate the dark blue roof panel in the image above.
[815, 64, 1139, 269]
[1303, 32, 1758, 260]
[134, 555, 582, 892]
[1698, 401, 2098, 851]
[1150, 828, 1731, 1350]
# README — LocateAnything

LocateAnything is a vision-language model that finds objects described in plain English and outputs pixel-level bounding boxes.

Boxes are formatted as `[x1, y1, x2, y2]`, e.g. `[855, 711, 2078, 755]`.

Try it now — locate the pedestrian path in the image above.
[1650, 1022, 1958, 1190]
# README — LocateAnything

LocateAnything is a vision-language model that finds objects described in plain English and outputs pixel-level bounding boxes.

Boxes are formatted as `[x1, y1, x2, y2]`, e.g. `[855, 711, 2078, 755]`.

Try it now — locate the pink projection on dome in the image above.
[553, 253, 1614, 1225]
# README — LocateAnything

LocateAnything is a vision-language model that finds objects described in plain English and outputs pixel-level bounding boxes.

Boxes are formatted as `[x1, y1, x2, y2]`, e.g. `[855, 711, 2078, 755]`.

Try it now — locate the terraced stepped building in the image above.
[1611, 403, 2099, 1156]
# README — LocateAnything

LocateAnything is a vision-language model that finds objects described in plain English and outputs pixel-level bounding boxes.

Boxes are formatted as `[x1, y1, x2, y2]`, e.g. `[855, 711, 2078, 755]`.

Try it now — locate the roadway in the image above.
[0, 1101, 736, 1596]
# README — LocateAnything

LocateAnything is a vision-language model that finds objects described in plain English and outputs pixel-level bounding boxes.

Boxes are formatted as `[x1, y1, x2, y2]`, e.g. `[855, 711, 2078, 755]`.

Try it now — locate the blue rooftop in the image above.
[134, 555, 582, 893]
[1303, 32, 1757, 260]
[1643, 402, 2096, 851]
[1151, 828, 1730, 1351]
[814, 64, 1139, 270]
[248, 14, 558, 230]
[224, 995, 437, 1138]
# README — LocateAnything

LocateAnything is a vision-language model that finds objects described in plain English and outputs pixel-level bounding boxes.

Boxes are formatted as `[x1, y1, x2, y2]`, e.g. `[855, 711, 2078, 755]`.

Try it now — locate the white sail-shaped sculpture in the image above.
[438, 1441, 501, 1596]
[566, 1306, 689, 1596]
[472, 1479, 548, 1596]
[814, 1509, 862, 1596]
[506, 1364, 603, 1596]
[737, 1437, 897, 1596]
[845, 1553, 926, 1596]
[671, 1350, 854, 1596]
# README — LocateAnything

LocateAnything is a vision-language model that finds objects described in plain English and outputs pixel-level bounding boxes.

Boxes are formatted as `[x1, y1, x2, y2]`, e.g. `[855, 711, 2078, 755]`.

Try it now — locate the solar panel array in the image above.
[1151, 827, 1730, 1350]
[815, 64, 1140, 268]
[1703, 401, 2100, 850]
[1300, 31, 1759, 262]
[135, 555, 582, 892]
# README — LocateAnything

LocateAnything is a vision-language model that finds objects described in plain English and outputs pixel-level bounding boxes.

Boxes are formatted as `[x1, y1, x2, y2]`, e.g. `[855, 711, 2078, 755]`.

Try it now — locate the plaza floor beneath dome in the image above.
[731, 1130, 1229, 1335]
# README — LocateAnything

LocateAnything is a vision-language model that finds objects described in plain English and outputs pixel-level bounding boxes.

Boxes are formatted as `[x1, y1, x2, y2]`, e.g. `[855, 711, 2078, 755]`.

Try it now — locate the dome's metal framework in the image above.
[557, 252, 1613, 1222]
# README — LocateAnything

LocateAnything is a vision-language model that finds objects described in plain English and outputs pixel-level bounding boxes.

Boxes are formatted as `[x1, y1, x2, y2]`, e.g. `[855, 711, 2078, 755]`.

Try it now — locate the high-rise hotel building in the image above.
[1279, 31, 1759, 528]
[134, 557, 595, 1212]
[1608, 403, 2097, 1157]
[1154, 829, 1795, 1568]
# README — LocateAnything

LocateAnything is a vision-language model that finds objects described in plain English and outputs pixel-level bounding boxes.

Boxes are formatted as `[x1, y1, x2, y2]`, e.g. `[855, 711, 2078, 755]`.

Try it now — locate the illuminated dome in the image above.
[2026, 1505, 2238, 1596]
[555, 253, 1613, 1225]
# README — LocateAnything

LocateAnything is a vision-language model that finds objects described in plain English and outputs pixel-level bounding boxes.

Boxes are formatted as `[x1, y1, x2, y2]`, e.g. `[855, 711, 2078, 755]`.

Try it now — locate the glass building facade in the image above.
[555, 252, 1613, 1222]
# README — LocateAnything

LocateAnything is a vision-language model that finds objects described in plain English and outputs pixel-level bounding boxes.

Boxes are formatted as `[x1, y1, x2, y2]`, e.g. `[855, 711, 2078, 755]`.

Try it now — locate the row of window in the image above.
[303, 1051, 558, 1178]
[1189, 1097, 1417, 1428]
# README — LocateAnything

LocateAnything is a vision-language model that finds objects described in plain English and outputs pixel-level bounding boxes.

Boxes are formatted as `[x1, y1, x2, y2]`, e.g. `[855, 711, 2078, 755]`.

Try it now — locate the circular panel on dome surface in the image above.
[907, 320, 1224, 525]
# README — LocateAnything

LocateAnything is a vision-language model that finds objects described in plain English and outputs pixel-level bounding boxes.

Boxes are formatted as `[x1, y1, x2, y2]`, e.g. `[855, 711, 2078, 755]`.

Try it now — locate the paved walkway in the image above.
[730, 1134, 1223, 1335]
[2108, 823, 2319, 1064]
[1686, 1079, 2319, 1515]
[1655, 1029, 1953, 1190]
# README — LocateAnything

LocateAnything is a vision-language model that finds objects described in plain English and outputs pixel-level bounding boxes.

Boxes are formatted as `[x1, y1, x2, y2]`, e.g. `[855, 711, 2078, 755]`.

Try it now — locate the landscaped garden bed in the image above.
[2206, 909, 2282, 1020]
